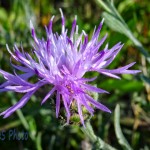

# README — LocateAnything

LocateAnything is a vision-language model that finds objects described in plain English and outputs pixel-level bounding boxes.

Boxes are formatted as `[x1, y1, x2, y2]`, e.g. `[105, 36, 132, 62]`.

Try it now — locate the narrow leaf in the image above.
[114, 104, 133, 150]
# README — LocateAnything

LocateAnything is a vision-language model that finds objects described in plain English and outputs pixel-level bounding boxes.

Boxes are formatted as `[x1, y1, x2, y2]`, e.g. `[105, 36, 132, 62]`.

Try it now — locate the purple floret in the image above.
[0, 9, 140, 125]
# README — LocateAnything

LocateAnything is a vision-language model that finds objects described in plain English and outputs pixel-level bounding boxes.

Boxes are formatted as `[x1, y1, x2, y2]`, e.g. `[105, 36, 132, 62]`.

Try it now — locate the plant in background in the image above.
[0, 9, 140, 127]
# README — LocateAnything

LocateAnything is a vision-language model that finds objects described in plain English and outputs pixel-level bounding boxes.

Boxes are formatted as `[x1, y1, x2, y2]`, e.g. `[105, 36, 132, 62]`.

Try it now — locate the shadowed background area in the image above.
[0, 0, 149, 149]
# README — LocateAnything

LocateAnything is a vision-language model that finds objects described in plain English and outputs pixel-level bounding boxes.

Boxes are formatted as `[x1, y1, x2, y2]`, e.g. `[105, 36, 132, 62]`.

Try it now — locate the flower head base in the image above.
[0, 9, 140, 126]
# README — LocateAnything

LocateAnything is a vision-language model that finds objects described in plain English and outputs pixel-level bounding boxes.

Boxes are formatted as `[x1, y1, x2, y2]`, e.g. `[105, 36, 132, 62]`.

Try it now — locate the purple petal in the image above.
[81, 83, 109, 94]
[0, 81, 11, 88]
[62, 94, 70, 124]
[77, 77, 97, 82]
[73, 60, 81, 74]
[41, 87, 56, 105]
[11, 64, 32, 72]
[77, 100, 85, 127]
[0, 90, 36, 118]
[80, 35, 88, 53]
[5, 86, 36, 93]
[92, 18, 104, 40]
[70, 16, 77, 39]
[67, 37, 73, 48]
[96, 70, 121, 79]
[0, 88, 10, 92]
[19, 72, 35, 80]
[121, 70, 141, 74]
[6, 44, 18, 61]
[48, 16, 55, 33]
[79, 94, 94, 115]
[56, 91, 60, 118]
[90, 34, 107, 55]
[98, 62, 141, 74]
[85, 94, 111, 113]
[30, 20, 39, 44]
[0, 69, 31, 86]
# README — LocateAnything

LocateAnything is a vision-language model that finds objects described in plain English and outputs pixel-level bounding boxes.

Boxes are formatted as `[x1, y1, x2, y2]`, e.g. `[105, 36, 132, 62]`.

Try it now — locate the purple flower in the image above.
[0, 9, 140, 125]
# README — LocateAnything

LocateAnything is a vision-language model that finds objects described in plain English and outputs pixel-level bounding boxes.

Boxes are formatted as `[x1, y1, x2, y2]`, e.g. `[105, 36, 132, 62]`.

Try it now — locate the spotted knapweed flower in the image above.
[0, 9, 140, 126]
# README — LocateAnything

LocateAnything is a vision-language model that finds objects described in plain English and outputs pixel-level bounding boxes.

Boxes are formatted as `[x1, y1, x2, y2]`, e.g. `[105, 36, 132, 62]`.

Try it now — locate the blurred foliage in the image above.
[0, 0, 150, 149]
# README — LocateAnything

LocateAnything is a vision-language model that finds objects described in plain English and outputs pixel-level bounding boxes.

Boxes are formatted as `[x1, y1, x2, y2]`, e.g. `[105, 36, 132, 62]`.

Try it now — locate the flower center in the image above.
[66, 85, 74, 94]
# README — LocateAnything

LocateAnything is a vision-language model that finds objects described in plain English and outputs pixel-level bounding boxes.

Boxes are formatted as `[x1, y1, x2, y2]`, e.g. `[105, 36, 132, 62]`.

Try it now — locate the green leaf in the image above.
[28, 117, 37, 141]
[102, 12, 129, 36]
[114, 104, 133, 150]
[81, 121, 118, 150]
[96, 0, 150, 61]
[35, 132, 42, 150]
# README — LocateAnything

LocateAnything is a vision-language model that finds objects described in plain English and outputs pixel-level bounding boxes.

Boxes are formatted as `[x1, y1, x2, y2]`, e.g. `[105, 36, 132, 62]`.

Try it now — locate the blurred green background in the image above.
[0, 0, 149, 149]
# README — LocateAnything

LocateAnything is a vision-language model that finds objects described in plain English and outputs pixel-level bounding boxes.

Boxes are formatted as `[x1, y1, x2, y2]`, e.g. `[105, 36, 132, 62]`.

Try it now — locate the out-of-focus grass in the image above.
[0, 0, 149, 149]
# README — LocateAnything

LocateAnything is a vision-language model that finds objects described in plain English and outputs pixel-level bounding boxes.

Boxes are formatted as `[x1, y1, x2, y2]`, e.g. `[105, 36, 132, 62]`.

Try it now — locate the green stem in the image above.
[81, 121, 118, 150]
